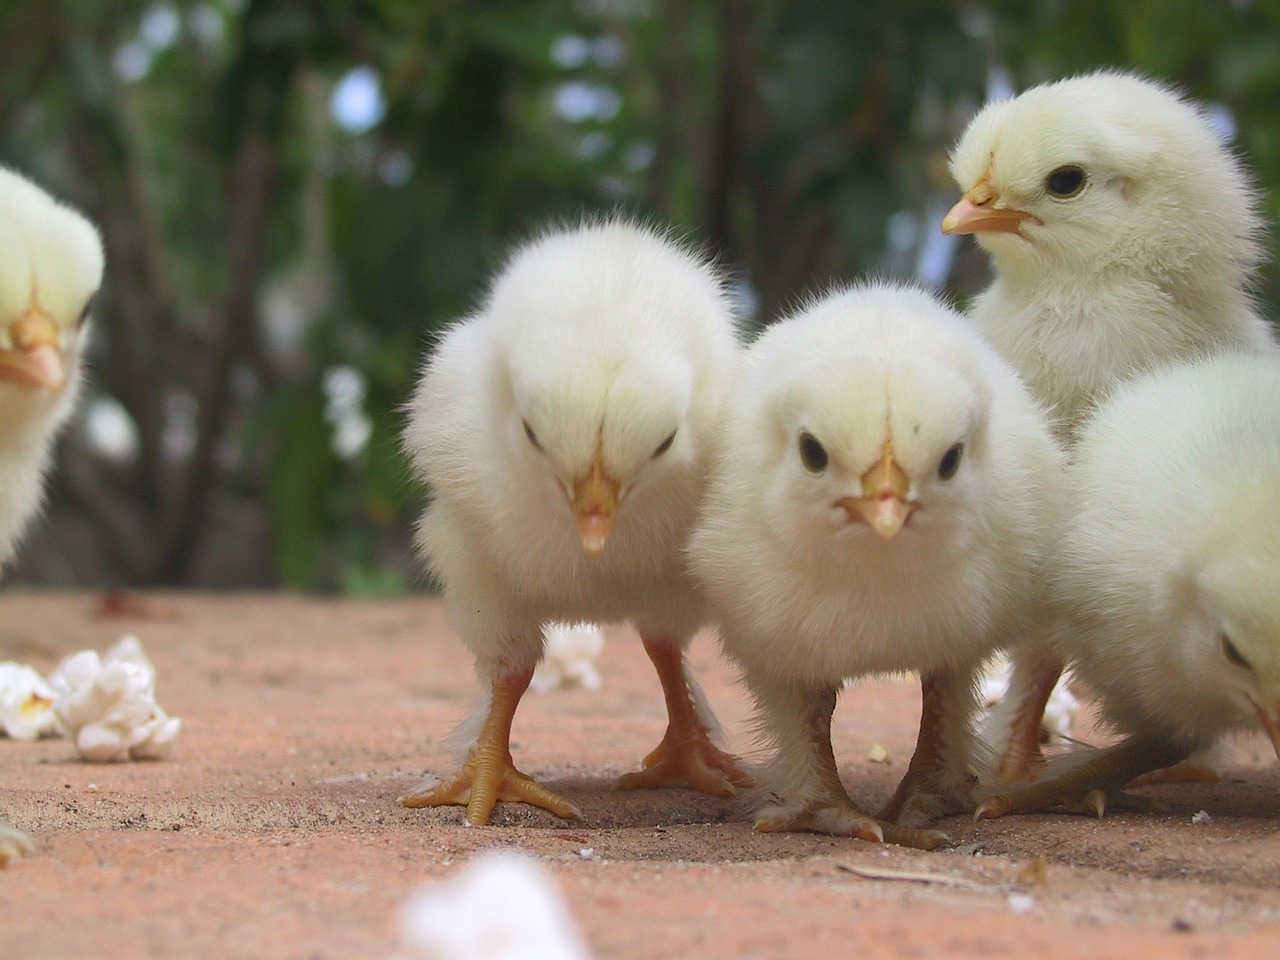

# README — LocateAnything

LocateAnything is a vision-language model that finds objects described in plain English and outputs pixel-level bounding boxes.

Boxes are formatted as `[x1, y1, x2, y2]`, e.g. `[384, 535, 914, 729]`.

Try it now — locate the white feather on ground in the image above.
[394, 851, 591, 960]
[689, 283, 1064, 847]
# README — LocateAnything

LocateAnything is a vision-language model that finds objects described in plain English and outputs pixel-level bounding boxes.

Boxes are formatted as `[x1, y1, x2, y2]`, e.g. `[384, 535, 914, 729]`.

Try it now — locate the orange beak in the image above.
[571, 449, 621, 556]
[941, 172, 1039, 236]
[835, 442, 915, 540]
[1256, 704, 1280, 765]
[0, 307, 65, 390]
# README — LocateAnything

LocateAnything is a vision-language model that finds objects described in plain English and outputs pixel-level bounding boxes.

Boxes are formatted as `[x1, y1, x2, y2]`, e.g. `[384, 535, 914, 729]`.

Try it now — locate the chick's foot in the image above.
[617, 635, 753, 795]
[1126, 757, 1221, 788]
[755, 801, 945, 850]
[0, 819, 34, 867]
[400, 752, 579, 826]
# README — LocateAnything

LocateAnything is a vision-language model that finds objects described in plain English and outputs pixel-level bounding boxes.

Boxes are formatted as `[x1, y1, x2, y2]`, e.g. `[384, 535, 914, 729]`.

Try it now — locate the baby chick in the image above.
[943, 71, 1278, 781]
[978, 353, 1280, 819]
[401, 219, 747, 826]
[0, 167, 104, 866]
[689, 284, 1063, 848]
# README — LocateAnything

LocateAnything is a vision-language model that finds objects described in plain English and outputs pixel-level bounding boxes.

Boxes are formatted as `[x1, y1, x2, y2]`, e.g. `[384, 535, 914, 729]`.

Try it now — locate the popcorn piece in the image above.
[530, 623, 604, 694]
[0, 662, 59, 740]
[49, 635, 181, 762]
[979, 653, 1080, 744]
[397, 850, 592, 960]
[1191, 809, 1212, 825]
[867, 742, 890, 764]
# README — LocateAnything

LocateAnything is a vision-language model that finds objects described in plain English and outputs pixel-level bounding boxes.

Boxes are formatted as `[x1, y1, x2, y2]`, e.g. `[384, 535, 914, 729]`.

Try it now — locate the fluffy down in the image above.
[944, 70, 1278, 784]
[0, 166, 103, 866]
[690, 283, 1063, 847]
[979, 353, 1280, 817]
[401, 218, 746, 826]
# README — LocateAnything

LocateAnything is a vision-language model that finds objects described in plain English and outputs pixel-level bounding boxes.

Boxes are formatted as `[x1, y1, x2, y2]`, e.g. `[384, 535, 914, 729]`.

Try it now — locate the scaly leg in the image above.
[976, 737, 1187, 820]
[0, 818, 34, 867]
[400, 667, 579, 825]
[1127, 745, 1222, 787]
[754, 684, 945, 851]
[617, 635, 752, 795]
[879, 666, 977, 828]
[994, 645, 1063, 784]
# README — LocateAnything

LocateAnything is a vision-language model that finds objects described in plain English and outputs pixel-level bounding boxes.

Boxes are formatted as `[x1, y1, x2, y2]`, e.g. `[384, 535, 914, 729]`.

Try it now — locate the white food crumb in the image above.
[0, 662, 60, 740]
[531, 623, 604, 694]
[578, 848, 594, 860]
[979, 654, 1080, 744]
[1191, 810, 1212, 825]
[867, 742, 890, 764]
[397, 850, 592, 960]
[49, 635, 181, 762]
[1007, 893, 1035, 915]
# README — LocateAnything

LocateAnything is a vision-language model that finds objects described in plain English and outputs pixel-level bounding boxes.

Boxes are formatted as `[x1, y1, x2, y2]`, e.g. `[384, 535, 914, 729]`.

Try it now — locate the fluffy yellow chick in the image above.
[0, 167, 104, 866]
[943, 71, 1279, 783]
[979, 353, 1280, 819]
[401, 219, 747, 826]
[689, 284, 1063, 849]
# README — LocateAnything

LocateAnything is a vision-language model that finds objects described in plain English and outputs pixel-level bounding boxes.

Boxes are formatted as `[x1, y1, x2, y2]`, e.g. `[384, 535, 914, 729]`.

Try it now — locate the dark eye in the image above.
[798, 432, 828, 472]
[522, 419, 542, 451]
[1222, 634, 1250, 670]
[1045, 165, 1086, 199]
[78, 293, 97, 328]
[938, 443, 964, 480]
[653, 429, 676, 458]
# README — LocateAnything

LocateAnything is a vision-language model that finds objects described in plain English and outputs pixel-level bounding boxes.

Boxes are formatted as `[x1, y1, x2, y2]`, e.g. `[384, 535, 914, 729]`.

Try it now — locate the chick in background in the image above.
[401, 219, 748, 826]
[978, 353, 1280, 819]
[0, 167, 104, 866]
[689, 283, 1064, 849]
[943, 70, 1279, 784]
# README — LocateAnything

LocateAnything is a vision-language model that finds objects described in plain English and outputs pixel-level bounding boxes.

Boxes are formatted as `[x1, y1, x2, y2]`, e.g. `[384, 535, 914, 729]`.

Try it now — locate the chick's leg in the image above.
[976, 737, 1187, 820]
[400, 666, 580, 825]
[753, 683, 944, 851]
[616, 635, 752, 795]
[879, 666, 978, 828]
[0, 818, 34, 867]
[994, 644, 1064, 784]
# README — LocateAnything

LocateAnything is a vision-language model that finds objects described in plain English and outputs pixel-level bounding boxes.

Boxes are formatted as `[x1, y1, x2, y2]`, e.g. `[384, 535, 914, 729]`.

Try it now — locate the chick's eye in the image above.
[1045, 165, 1086, 199]
[522, 419, 542, 451]
[78, 293, 97, 328]
[937, 442, 964, 480]
[652, 429, 677, 459]
[798, 432, 828, 473]
[1222, 634, 1251, 670]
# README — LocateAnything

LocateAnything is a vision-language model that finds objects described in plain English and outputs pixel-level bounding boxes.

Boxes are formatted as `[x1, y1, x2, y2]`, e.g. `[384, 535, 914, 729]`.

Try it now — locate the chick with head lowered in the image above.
[401, 219, 749, 826]
[0, 167, 104, 866]
[978, 353, 1280, 819]
[942, 70, 1279, 783]
[688, 283, 1064, 849]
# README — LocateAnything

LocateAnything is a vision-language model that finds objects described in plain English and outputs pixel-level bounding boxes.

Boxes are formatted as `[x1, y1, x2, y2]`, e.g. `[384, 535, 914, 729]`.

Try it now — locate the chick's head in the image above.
[1180, 485, 1280, 761]
[0, 168, 103, 417]
[485, 220, 731, 557]
[944, 71, 1259, 286]
[747, 286, 992, 566]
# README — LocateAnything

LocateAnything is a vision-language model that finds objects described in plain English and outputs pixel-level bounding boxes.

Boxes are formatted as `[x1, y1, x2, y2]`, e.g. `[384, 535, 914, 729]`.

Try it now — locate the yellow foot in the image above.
[755, 803, 945, 850]
[0, 820, 34, 867]
[1127, 759, 1221, 788]
[616, 731, 753, 796]
[400, 755, 580, 826]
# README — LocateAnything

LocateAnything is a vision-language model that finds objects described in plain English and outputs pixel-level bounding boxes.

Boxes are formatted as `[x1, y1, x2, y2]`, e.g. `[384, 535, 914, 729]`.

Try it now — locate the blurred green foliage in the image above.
[3, 0, 1279, 589]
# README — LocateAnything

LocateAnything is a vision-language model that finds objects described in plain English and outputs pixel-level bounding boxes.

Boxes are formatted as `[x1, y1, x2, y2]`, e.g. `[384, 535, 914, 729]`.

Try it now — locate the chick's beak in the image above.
[1255, 703, 1280, 765]
[941, 172, 1037, 236]
[0, 307, 65, 390]
[835, 443, 915, 541]
[571, 451, 621, 557]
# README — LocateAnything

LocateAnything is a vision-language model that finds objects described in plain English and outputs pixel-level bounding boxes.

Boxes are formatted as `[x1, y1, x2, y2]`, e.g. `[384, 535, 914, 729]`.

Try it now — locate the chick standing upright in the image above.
[0, 168, 104, 866]
[401, 220, 746, 826]
[942, 71, 1278, 781]
[689, 284, 1063, 848]
[979, 353, 1280, 818]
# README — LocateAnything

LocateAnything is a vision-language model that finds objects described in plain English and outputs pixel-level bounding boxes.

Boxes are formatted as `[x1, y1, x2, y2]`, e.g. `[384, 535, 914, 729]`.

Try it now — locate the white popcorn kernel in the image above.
[0, 662, 60, 740]
[531, 623, 604, 694]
